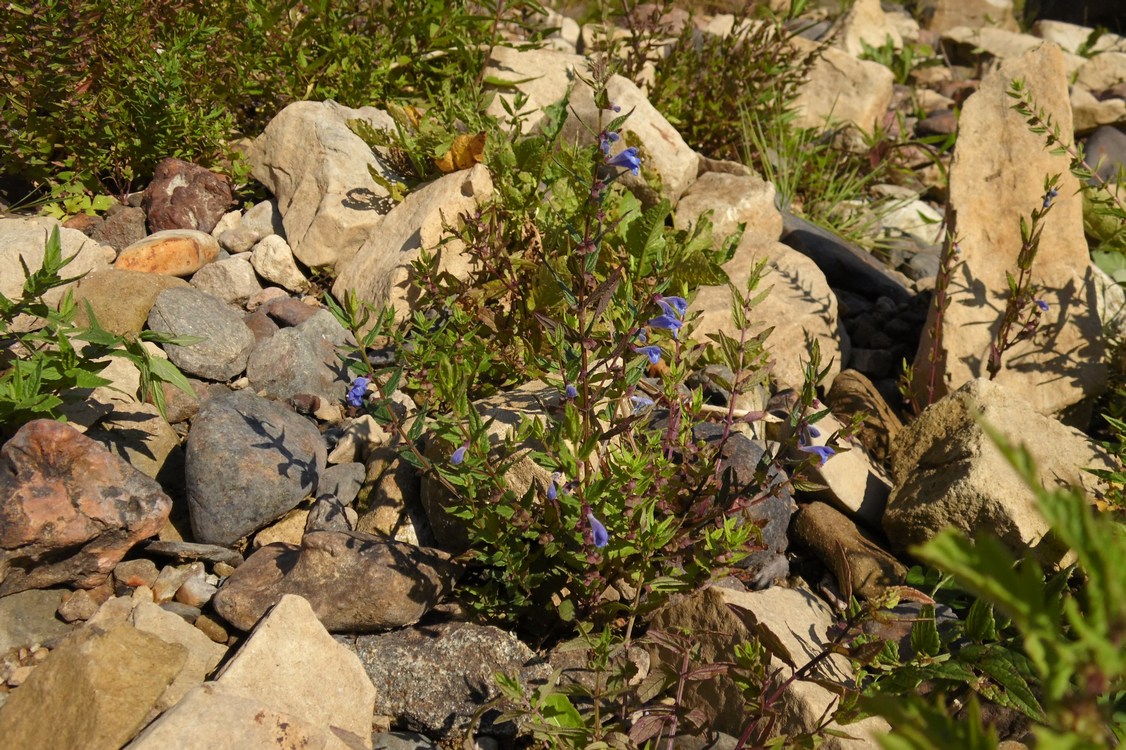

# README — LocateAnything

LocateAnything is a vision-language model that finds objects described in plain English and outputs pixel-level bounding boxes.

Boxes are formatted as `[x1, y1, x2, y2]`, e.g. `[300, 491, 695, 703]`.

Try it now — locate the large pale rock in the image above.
[72, 268, 190, 335]
[249, 100, 399, 268]
[129, 599, 227, 710]
[332, 164, 493, 324]
[941, 27, 1086, 77]
[1075, 52, 1126, 92]
[0, 623, 186, 750]
[0, 420, 171, 596]
[674, 171, 783, 242]
[911, 43, 1106, 414]
[1033, 20, 1126, 57]
[0, 217, 115, 323]
[485, 45, 586, 131]
[917, 0, 1019, 33]
[791, 38, 895, 134]
[836, 0, 903, 57]
[886, 379, 1115, 567]
[691, 233, 843, 391]
[216, 595, 375, 748]
[1070, 86, 1126, 133]
[125, 682, 354, 750]
[211, 531, 458, 632]
[649, 586, 889, 747]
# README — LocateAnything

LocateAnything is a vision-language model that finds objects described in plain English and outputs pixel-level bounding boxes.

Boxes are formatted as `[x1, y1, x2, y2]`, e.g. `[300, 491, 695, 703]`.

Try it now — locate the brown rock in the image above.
[825, 369, 903, 466]
[115, 230, 219, 277]
[211, 530, 460, 632]
[0, 420, 172, 596]
[792, 502, 907, 600]
[142, 157, 232, 234]
[113, 559, 160, 590]
[72, 268, 191, 335]
[90, 205, 147, 251]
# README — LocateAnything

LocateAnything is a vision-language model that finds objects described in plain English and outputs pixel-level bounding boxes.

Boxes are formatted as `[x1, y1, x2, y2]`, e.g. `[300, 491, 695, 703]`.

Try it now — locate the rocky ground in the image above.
[1, 1, 1125, 748]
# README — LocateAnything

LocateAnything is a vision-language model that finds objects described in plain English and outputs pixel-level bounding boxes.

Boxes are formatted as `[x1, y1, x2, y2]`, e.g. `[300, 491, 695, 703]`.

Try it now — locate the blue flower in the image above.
[346, 376, 371, 407]
[655, 295, 688, 320]
[547, 477, 558, 501]
[606, 146, 641, 176]
[630, 395, 655, 414]
[799, 444, 835, 466]
[648, 314, 682, 338]
[1035, 299, 1049, 312]
[599, 130, 620, 156]
[565, 383, 579, 399]
[806, 425, 821, 439]
[1042, 187, 1059, 209]
[635, 344, 662, 365]
[588, 512, 609, 548]
[450, 444, 468, 465]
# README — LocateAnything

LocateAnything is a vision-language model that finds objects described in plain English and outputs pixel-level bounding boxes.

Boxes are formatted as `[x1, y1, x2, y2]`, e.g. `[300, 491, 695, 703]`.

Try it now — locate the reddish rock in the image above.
[0, 420, 172, 596]
[142, 157, 232, 234]
[114, 230, 219, 277]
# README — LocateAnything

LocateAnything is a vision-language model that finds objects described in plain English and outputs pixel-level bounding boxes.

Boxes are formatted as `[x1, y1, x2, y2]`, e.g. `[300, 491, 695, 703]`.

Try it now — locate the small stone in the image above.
[174, 564, 217, 608]
[115, 229, 220, 277]
[152, 564, 195, 604]
[7, 665, 34, 687]
[113, 559, 160, 590]
[251, 234, 309, 292]
[160, 601, 203, 622]
[91, 205, 147, 251]
[194, 614, 230, 644]
[189, 255, 262, 305]
[213, 562, 237, 578]
[57, 589, 101, 623]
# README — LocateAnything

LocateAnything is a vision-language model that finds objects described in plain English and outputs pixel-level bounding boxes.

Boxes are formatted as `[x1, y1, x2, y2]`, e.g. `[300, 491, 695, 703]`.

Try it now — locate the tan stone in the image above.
[792, 502, 907, 600]
[791, 38, 895, 134]
[917, 0, 1019, 33]
[115, 230, 219, 277]
[674, 171, 783, 243]
[836, 0, 903, 58]
[911, 43, 1106, 414]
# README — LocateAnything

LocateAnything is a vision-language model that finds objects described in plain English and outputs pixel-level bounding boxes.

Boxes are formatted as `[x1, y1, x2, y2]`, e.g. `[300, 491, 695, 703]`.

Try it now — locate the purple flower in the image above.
[630, 395, 654, 414]
[547, 475, 559, 501]
[346, 376, 371, 407]
[1042, 187, 1058, 209]
[588, 512, 609, 548]
[1035, 299, 1049, 312]
[607, 146, 641, 176]
[799, 444, 835, 466]
[599, 130, 620, 156]
[635, 344, 662, 365]
[655, 295, 688, 320]
[565, 383, 578, 399]
[807, 425, 821, 438]
[450, 444, 468, 465]
[648, 314, 682, 339]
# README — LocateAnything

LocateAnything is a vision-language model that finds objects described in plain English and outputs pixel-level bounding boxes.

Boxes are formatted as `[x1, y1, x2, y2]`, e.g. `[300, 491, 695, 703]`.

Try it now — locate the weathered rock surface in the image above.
[147, 286, 257, 381]
[72, 268, 191, 335]
[142, 157, 233, 234]
[674, 170, 783, 242]
[792, 502, 907, 600]
[212, 531, 458, 632]
[185, 389, 326, 546]
[189, 255, 263, 305]
[251, 233, 309, 292]
[0, 588, 72, 653]
[115, 229, 220, 277]
[245, 309, 350, 404]
[791, 38, 895, 134]
[217, 198, 285, 253]
[0, 420, 171, 596]
[918, 0, 1019, 32]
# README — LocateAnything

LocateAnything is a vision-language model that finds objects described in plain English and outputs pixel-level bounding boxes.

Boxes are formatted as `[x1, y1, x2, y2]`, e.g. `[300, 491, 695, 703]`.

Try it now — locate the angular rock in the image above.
[86, 400, 182, 482]
[886, 378, 1115, 567]
[90, 205, 147, 252]
[790, 413, 891, 527]
[940, 27, 1058, 66]
[836, 0, 903, 58]
[189, 255, 263, 305]
[130, 599, 226, 710]
[484, 46, 586, 132]
[343, 620, 551, 737]
[1070, 86, 1126, 133]
[251, 233, 309, 292]
[72, 268, 190, 335]
[825, 369, 903, 466]
[139, 540, 245, 569]
[215, 595, 376, 747]
[691, 233, 844, 391]
[147, 286, 256, 381]
[1075, 51, 1126, 92]
[1085, 125, 1126, 184]
[355, 446, 425, 546]
[0, 589, 72, 653]
[911, 43, 1106, 414]
[185, 389, 326, 546]
[917, 0, 1019, 32]
[791, 38, 895, 134]
[673, 171, 783, 243]
[124, 682, 354, 750]
[792, 502, 907, 600]
[142, 157, 233, 234]
[1033, 20, 1126, 57]
[649, 586, 889, 747]
[217, 198, 285, 253]
[115, 229, 220, 277]
[248, 100, 398, 268]
[332, 164, 493, 324]
[0, 623, 186, 750]
[245, 309, 350, 404]
[0, 420, 171, 596]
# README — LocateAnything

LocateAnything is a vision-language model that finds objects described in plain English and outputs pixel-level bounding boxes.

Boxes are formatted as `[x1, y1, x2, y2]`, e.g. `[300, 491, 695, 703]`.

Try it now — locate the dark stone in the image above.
[142, 157, 232, 234]
[262, 296, 320, 327]
[147, 287, 256, 381]
[91, 205, 147, 251]
[915, 108, 957, 137]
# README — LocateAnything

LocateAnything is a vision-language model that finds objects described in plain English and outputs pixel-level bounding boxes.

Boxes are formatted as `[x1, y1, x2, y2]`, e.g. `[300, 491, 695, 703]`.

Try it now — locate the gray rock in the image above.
[185, 389, 326, 546]
[0, 589, 72, 653]
[342, 620, 551, 737]
[90, 205, 147, 251]
[211, 530, 459, 632]
[246, 310, 350, 404]
[217, 198, 285, 253]
[189, 255, 263, 305]
[372, 732, 438, 750]
[148, 287, 256, 381]
[317, 462, 366, 506]
[1084, 125, 1126, 184]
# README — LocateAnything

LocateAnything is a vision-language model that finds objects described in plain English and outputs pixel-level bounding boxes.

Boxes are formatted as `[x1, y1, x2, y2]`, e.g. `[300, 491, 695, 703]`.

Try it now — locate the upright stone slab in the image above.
[911, 43, 1105, 415]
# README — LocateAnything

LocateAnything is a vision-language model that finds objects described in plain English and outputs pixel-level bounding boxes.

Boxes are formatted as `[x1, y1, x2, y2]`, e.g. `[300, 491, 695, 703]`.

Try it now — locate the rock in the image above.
[114, 559, 159, 590]
[372, 732, 438, 750]
[484, 45, 587, 132]
[791, 38, 895, 134]
[210, 209, 241, 238]
[0, 420, 171, 596]
[147, 286, 256, 381]
[86, 400, 183, 482]
[836, 0, 903, 57]
[1070, 86, 1126, 134]
[174, 564, 218, 608]
[317, 462, 366, 507]
[185, 389, 326, 546]
[327, 415, 391, 465]
[90, 205, 147, 251]
[879, 198, 944, 246]
[792, 502, 907, 600]
[57, 589, 101, 623]
[262, 295, 321, 326]
[214, 595, 376, 747]
[673, 171, 783, 243]
[211, 530, 459, 632]
[1075, 52, 1126, 92]
[142, 157, 232, 234]
[649, 586, 889, 747]
[72, 269, 191, 335]
[691, 233, 844, 391]
[910, 43, 1106, 414]
[189, 255, 263, 305]
[0, 217, 115, 322]
[152, 564, 195, 603]
[343, 620, 551, 737]
[217, 198, 285, 253]
[917, 0, 1019, 32]
[0, 623, 186, 750]
[940, 27, 1066, 67]
[124, 682, 355, 750]
[1033, 20, 1126, 56]
[139, 540, 244, 569]
[115, 229, 220, 277]
[248, 100, 399, 269]
[355, 446, 426, 545]
[130, 599, 226, 710]
[306, 497, 357, 535]
[886, 378, 1116, 567]
[245, 309, 350, 405]
[253, 509, 309, 548]
[251, 233, 309, 292]
[825, 369, 903, 466]
[332, 164, 494, 325]
[791, 413, 891, 527]
[1084, 125, 1126, 184]
[0, 589, 72, 653]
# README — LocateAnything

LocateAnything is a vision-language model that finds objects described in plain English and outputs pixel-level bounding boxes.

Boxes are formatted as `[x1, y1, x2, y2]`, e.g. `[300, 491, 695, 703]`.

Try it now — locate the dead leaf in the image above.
[434, 132, 486, 173]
